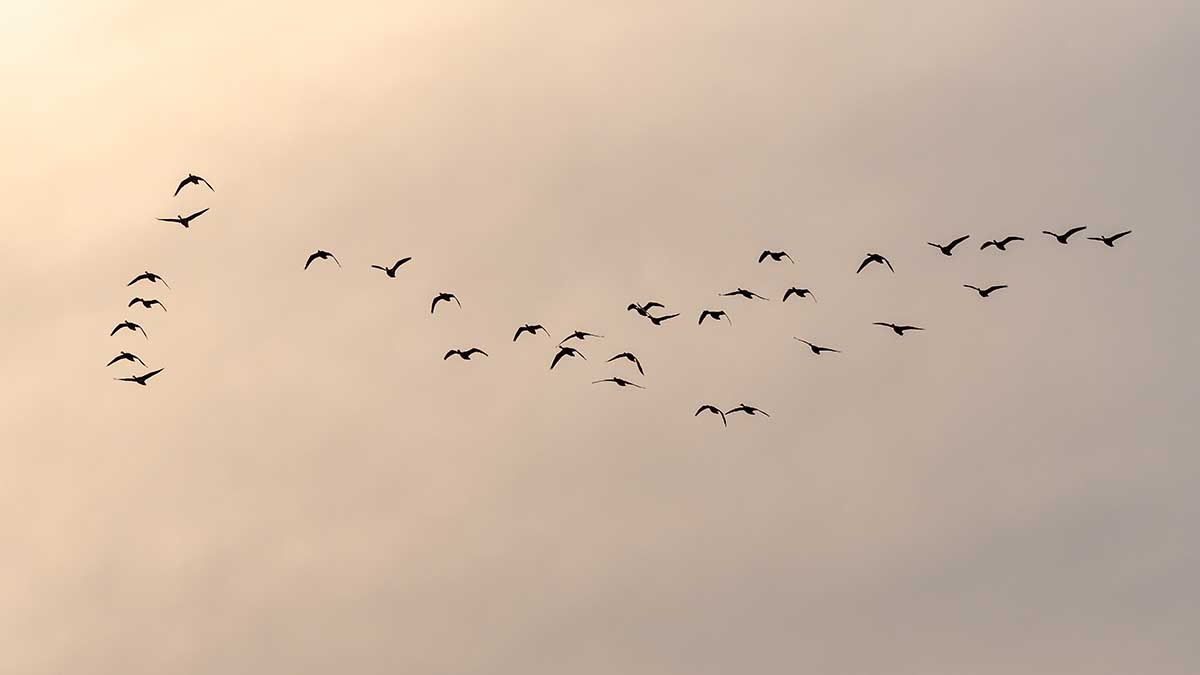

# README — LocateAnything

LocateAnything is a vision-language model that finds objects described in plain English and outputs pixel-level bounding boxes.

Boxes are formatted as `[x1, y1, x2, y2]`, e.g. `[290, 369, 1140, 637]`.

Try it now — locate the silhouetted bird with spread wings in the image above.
[727, 403, 769, 417]
[782, 287, 816, 303]
[857, 253, 894, 273]
[698, 310, 731, 326]
[928, 235, 970, 256]
[980, 236, 1024, 252]
[444, 348, 488, 360]
[607, 352, 644, 375]
[695, 405, 727, 426]
[370, 257, 412, 277]
[627, 301, 665, 317]
[304, 250, 340, 269]
[1043, 227, 1087, 244]
[106, 351, 145, 367]
[431, 292, 461, 314]
[550, 346, 586, 370]
[127, 271, 169, 289]
[758, 250, 794, 264]
[1088, 230, 1133, 247]
[513, 324, 550, 341]
[963, 284, 1008, 298]
[648, 313, 680, 326]
[559, 330, 602, 345]
[128, 297, 166, 311]
[874, 322, 924, 335]
[593, 377, 644, 389]
[794, 338, 841, 355]
[114, 368, 164, 386]
[173, 173, 213, 196]
[110, 321, 147, 338]
[721, 288, 768, 301]
[157, 208, 209, 228]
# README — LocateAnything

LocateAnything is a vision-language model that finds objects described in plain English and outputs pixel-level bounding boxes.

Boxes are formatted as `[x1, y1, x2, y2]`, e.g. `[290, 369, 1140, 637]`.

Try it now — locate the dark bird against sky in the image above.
[727, 403, 769, 417]
[173, 173, 213, 196]
[127, 271, 169, 289]
[874, 322, 924, 335]
[370, 257, 412, 277]
[157, 207, 209, 228]
[857, 253, 894, 273]
[106, 351, 146, 367]
[304, 250, 340, 269]
[698, 310, 731, 326]
[648, 313, 680, 326]
[963, 284, 1008, 298]
[114, 368, 164, 386]
[794, 338, 841, 355]
[128, 297, 166, 311]
[559, 330, 603, 345]
[758, 250, 794, 264]
[431, 292, 461, 314]
[607, 352, 645, 375]
[513, 324, 550, 342]
[627, 301, 665, 317]
[980, 235, 1024, 251]
[110, 320, 147, 338]
[782, 287, 816, 303]
[593, 377, 644, 389]
[1088, 230, 1133, 247]
[550, 346, 586, 370]
[928, 235, 970, 256]
[695, 405, 727, 426]
[1043, 226, 1087, 244]
[721, 288, 768, 301]
[444, 348, 488, 360]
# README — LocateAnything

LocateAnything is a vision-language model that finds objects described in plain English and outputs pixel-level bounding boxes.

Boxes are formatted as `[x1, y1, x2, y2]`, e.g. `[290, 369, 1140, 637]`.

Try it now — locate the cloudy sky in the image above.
[2, 1, 1198, 673]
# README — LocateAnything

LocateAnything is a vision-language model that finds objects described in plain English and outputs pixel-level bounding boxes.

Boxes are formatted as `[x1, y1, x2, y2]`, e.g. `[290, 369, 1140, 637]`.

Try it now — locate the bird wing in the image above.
[948, 235, 970, 250]
[370, 265, 387, 271]
[157, 217, 183, 224]
[469, 348, 488, 357]
[513, 327, 526, 341]
[1042, 230, 1057, 237]
[452, 295, 461, 307]
[443, 350, 458, 359]
[750, 291, 767, 300]
[757, 251, 769, 263]
[634, 357, 643, 375]
[1003, 236, 1024, 244]
[964, 285, 980, 292]
[173, 178, 188, 196]
[137, 325, 147, 337]
[142, 368, 164, 381]
[1110, 230, 1133, 241]
[395, 257, 412, 267]
[330, 254, 341, 267]
[1064, 226, 1087, 238]
[550, 350, 566, 369]
[980, 241, 995, 250]
[186, 208, 209, 220]
[200, 177, 214, 191]
[927, 242, 941, 250]
[644, 302, 665, 310]
[856, 257, 870, 273]
[431, 296, 442, 313]
[305, 252, 319, 269]
[721, 312, 732, 325]
[900, 325, 924, 331]
[873, 322, 893, 328]
[883, 256, 894, 272]
[783, 252, 794, 263]
[159, 278, 170, 289]
[106, 354, 123, 366]
[133, 355, 146, 366]
[110, 324, 123, 336]
[782, 288, 796, 301]
[986, 285, 1008, 293]
[655, 313, 679, 323]
[128, 298, 140, 307]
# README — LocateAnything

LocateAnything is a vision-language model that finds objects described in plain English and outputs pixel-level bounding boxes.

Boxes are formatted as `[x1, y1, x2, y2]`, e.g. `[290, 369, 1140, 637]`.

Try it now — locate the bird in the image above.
[794, 338, 841, 355]
[726, 403, 769, 417]
[607, 352, 644, 375]
[559, 330, 602, 345]
[110, 321, 147, 338]
[758, 250, 794, 264]
[550, 346, 586, 370]
[648, 313, 680, 326]
[627, 301, 666, 317]
[928, 235, 970, 256]
[370, 257, 412, 277]
[695, 405, 727, 426]
[106, 351, 146, 367]
[782, 287, 816, 303]
[444, 348, 488, 360]
[430, 292, 461, 314]
[980, 235, 1024, 252]
[173, 173, 214, 195]
[304, 250, 341, 269]
[157, 208, 209, 228]
[114, 368, 164, 386]
[127, 271, 169, 289]
[857, 253, 894, 273]
[1042, 226, 1087, 244]
[721, 288, 768, 301]
[593, 377, 644, 389]
[698, 310, 731, 326]
[963, 284, 1008, 298]
[513, 324, 550, 341]
[874, 322, 924, 335]
[128, 297, 166, 311]
[1088, 230, 1133, 247]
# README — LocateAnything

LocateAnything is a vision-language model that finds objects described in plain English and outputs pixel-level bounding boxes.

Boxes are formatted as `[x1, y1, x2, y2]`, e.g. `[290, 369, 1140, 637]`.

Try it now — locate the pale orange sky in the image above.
[2, 2, 1198, 673]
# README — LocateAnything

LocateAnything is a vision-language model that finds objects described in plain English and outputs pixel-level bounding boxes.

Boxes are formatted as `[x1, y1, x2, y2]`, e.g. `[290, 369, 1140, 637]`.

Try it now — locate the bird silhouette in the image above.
[559, 330, 602, 345]
[431, 292, 461, 314]
[593, 377, 644, 389]
[928, 235, 970, 256]
[980, 236, 1024, 251]
[698, 310, 731, 326]
[648, 313, 681, 326]
[173, 173, 214, 195]
[110, 321, 147, 338]
[106, 351, 146, 367]
[874, 322, 924, 335]
[963, 284, 1008, 298]
[794, 338, 841, 355]
[127, 271, 169, 289]
[627, 301, 666, 317]
[726, 403, 769, 417]
[607, 352, 644, 375]
[157, 208, 209, 228]
[550, 346, 586, 370]
[444, 348, 488, 360]
[513, 324, 550, 341]
[857, 253, 894, 273]
[128, 297, 166, 311]
[304, 250, 340, 269]
[1088, 230, 1133, 247]
[1043, 226, 1087, 244]
[721, 288, 768, 301]
[782, 287, 816, 303]
[370, 257, 412, 277]
[695, 405, 727, 426]
[758, 250, 794, 264]
[114, 368, 164, 386]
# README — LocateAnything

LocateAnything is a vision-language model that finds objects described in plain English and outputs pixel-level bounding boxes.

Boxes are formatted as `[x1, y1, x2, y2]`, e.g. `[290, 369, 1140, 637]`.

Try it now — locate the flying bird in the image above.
[157, 208, 209, 228]
[173, 173, 214, 195]
[370, 257, 412, 277]
[698, 310, 731, 326]
[128, 297, 166, 311]
[1088, 230, 1133, 247]
[963, 284, 1008, 298]
[726, 403, 769, 417]
[607, 352, 644, 375]
[110, 321, 147, 338]
[695, 405, 727, 426]
[550, 346, 586, 370]
[980, 236, 1024, 251]
[721, 288, 768, 301]
[794, 338, 841, 355]
[444, 348, 488, 360]
[513, 324, 550, 341]
[114, 368, 164, 386]
[304, 250, 341, 269]
[593, 377, 644, 389]
[127, 271, 169, 289]
[106, 351, 146, 367]
[648, 313, 680, 326]
[782, 287, 816, 303]
[874, 322, 924, 335]
[857, 253, 894, 273]
[928, 235, 970, 256]
[758, 250, 794, 264]
[1042, 226, 1087, 244]
[430, 292, 461, 314]
[627, 301, 666, 317]
[559, 330, 603, 345]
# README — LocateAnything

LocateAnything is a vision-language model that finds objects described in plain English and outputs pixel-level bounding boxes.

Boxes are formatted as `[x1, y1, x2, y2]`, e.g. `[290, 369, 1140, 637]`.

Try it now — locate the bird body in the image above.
[1088, 230, 1132, 247]
[304, 250, 341, 269]
[157, 208, 209, 228]
[857, 253, 894, 273]
[1043, 227, 1087, 244]
[928, 235, 970, 256]
[173, 173, 213, 195]
[444, 348, 488, 360]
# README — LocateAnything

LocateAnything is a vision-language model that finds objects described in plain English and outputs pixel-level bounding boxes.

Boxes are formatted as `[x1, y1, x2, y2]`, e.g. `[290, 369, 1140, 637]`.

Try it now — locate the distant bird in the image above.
[128, 297, 166, 311]
[106, 351, 146, 367]
[114, 368, 164, 386]
[758, 250, 794, 264]
[627, 301, 666, 317]
[607, 352, 644, 375]
[726, 403, 769, 417]
[980, 236, 1024, 252]
[695, 405, 727, 426]
[648, 313, 680, 326]
[1088, 230, 1133, 247]
[963, 284, 1008, 298]
[304, 250, 341, 269]
[157, 208, 209, 228]
[431, 292, 461, 314]
[721, 288, 768, 301]
[513, 324, 550, 341]
[928, 235, 970, 256]
[593, 377, 644, 389]
[110, 321, 147, 338]
[370, 257, 412, 277]
[794, 338, 841, 355]
[782, 287, 816, 303]
[559, 330, 603, 345]
[857, 253, 894, 273]
[173, 173, 213, 196]
[698, 310, 731, 326]
[874, 322, 924, 336]
[127, 271, 169, 289]
[550, 346, 586, 370]
[1042, 226, 1087, 244]
[444, 348, 488, 360]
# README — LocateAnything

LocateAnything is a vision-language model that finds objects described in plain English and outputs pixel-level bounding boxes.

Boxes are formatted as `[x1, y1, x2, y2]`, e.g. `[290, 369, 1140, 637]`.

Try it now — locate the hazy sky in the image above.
[2, 1, 1198, 673]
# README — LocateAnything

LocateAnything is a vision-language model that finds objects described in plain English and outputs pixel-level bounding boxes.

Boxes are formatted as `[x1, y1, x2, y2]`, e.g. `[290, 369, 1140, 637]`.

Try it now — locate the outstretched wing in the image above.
[199, 177, 214, 191]
[883, 256, 894, 272]
[1063, 226, 1087, 238]
[431, 296, 442, 313]
[1110, 230, 1132, 242]
[157, 217, 183, 224]
[947, 235, 970, 251]
[370, 265, 387, 272]
[985, 285, 1008, 293]
[1001, 236, 1023, 245]
[856, 257, 871, 273]
[980, 240, 995, 250]
[444, 350, 458, 360]
[141, 368, 164, 381]
[186, 207, 210, 221]
[173, 177, 189, 196]
[305, 252, 319, 269]
[644, 302, 664, 311]
[466, 348, 488, 358]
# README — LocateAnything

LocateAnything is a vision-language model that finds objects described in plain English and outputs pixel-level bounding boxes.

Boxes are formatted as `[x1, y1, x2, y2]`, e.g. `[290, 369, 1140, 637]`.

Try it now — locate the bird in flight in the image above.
[370, 257, 412, 277]
[128, 297, 166, 311]
[444, 348, 488, 360]
[695, 405, 727, 426]
[963, 284, 1008, 298]
[648, 313, 680, 326]
[513, 324, 550, 341]
[157, 208, 209, 228]
[106, 351, 146, 367]
[794, 338, 841, 355]
[627, 301, 666, 317]
[1042, 226, 1087, 244]
[431, 292, 461, 314]
[173, 173, 214, 196]
[928, 235, 970, 256]
[758, 250, 794, 264]
[698, 309, 731, 326]
[607, 352, 644, 375]
[559, 330, 603, 345]
[727, 403, 769, 417]
[980, 235, 1024, 252]
[721, 288, 768, 301]
[874, 322, 924, 335]
[304, 250, 341, 269]
[782, 287, 816, 303]
[1088, 230, 1133, 247]
[127, 271, 169, 289]
[857, 253, 894, 273]
[110, 321, 147, 338]
[550, 346, 586, 370]
[593, 377, 644, 389]
[114, 368, 164, 386]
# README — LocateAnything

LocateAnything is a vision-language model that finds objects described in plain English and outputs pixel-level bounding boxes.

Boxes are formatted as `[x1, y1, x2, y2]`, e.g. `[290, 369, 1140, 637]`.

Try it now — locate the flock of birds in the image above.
[110, 172, 1134, 426]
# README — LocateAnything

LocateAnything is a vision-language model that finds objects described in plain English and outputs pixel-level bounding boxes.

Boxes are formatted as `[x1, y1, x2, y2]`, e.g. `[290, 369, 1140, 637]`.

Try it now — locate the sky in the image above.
[2, 1, 1198, 673]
